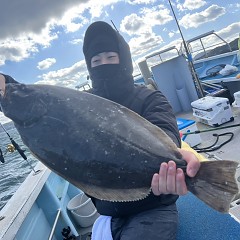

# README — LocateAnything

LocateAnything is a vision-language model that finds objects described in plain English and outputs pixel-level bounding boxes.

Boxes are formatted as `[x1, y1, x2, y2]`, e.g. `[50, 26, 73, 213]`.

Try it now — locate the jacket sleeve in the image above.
[141, 90, 181, 148]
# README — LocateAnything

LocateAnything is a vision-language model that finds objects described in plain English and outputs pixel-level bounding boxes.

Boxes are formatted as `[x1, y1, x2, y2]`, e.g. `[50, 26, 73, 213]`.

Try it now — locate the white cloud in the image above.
[129, 32, 163, 57]
[0, 0, 121, 66]
[120, 5, 173, 59]
[140, 5, 173, 26]
[228, 3, 240, 14]
[0, 1, 84, 66]
[168, 32, 175, 38]
[0, 0, 88, 40]
[216, 22, 240, 43]
[0, 26, 57, 66]
[0, 37, 38, 66]
[37, 58, 56, 70]
[179, 5, 226, 29]
[87, 0, 119, 19]
[57, 7, 89, 33]
[128, 0, 157, 4]
[120, 14, 145, 36]
[70, 39, 83, 45]
[120, 5, 173, 36]
[177, 0, 206, 11]
[36, 60, 88, 89]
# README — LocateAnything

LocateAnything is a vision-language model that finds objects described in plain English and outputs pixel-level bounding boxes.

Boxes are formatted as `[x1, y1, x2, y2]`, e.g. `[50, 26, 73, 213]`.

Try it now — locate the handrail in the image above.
[145, 46, 179, 60]
[186, 30, 215, 43]
[75, 81, 91, 90]
[185, 30, 232, 59]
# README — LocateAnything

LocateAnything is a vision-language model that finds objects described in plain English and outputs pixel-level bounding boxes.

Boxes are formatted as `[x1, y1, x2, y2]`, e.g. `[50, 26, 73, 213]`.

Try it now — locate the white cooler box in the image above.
[177, 118, 201, 147]
[191, 96, 234, 127]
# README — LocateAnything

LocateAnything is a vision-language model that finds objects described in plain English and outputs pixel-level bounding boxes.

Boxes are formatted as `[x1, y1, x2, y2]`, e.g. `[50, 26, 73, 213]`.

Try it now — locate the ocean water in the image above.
[0, 113, 38, 210]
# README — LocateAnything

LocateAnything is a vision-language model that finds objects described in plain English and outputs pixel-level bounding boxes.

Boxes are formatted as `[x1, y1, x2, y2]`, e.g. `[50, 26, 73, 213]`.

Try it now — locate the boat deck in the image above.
[177, 106, 240, 162]
[177, 106, 240, 227]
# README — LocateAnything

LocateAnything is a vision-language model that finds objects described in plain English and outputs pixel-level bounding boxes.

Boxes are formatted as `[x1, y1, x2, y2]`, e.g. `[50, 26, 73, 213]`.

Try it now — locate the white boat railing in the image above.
[184, 30, 233, 60]
[145, 46, 180, 62]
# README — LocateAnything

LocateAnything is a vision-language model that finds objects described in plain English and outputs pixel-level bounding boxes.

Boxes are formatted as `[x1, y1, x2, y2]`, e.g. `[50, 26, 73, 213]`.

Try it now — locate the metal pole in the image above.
[48, 209, 61, 240]
[168, 0, 205, 98]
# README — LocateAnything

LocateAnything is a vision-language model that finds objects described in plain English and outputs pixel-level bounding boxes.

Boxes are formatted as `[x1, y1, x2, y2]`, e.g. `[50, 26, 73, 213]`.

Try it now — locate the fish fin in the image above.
[76, 182, 151, 202]
[186, 160, 239, 213]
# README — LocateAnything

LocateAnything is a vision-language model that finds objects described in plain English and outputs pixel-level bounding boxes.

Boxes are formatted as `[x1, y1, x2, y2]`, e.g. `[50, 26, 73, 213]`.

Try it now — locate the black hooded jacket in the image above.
[83, 22, 181, 217]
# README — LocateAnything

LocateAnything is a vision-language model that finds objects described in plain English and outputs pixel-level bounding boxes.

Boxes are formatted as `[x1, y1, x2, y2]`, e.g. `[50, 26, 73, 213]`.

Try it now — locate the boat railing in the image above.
[183, 30, 233, 60]
[75, 81, 91, 91]
[137, 46, 180, 88]
[193, 50, 240, 67]
[145, 46, 180, 67]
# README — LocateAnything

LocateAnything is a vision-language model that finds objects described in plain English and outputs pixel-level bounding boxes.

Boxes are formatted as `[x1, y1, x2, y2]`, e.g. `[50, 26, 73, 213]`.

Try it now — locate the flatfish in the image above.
[0, 83, 238, 213]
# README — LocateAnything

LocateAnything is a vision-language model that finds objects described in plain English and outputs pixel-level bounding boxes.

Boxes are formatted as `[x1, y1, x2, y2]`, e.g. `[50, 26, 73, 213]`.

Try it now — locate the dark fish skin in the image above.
[0, 83, 238, 212]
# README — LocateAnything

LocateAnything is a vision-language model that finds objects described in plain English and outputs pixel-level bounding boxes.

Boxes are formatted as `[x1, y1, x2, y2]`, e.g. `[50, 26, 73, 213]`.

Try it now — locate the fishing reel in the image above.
[61, 226, 76, 240]
[0, 144, 15, 163]
[7, 144, 15, 153]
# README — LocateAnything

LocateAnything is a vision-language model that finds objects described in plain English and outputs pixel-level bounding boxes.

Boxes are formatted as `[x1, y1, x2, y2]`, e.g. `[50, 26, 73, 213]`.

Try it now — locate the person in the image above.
[82, 21, 200, 239]
[0, 21, 200, 239]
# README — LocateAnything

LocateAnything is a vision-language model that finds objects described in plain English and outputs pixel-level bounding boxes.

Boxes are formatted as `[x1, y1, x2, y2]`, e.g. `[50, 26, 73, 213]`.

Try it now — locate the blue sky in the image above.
[0, 0, 239, 89]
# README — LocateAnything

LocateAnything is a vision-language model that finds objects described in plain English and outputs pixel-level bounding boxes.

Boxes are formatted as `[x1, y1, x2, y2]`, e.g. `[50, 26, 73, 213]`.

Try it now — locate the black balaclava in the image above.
[83, 21, 134, 104]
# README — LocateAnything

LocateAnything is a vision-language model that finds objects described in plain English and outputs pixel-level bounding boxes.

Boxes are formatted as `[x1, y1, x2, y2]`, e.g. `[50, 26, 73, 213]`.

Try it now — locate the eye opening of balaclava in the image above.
[83, 21, 134, 103]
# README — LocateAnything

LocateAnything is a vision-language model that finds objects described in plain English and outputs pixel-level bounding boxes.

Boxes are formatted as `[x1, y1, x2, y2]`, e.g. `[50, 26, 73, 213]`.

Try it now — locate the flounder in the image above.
[0, 83, 238, 213]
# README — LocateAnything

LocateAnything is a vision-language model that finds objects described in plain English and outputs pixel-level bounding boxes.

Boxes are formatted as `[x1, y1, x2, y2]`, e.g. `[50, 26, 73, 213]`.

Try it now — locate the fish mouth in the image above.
[1, 83, 48, 127]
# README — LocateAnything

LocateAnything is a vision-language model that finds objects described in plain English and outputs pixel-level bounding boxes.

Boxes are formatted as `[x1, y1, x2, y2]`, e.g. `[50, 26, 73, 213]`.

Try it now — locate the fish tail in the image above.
[186, 160, 239, 213]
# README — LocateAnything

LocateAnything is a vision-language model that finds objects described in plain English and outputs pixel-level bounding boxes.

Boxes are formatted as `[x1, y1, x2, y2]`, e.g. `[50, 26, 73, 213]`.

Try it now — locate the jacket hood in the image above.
[83, 21, 134, 103]
[83, 21, 133, 76]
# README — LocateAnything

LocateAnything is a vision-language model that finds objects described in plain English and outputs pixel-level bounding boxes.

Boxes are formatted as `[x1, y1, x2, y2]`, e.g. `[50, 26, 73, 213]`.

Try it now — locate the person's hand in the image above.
[151, 148, 200, 196]
[0, 74, 6, 97]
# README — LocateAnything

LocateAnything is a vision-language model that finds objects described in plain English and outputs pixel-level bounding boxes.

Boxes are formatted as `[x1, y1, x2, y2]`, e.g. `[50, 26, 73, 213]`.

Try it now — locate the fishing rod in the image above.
[0, 148, 4, 163]
[111, 20, 119, 32]
[0, 122, 41, 173]
[0, 122, 27, 160]
[168, 0, 205, 98]
[182, 123, 240, 135]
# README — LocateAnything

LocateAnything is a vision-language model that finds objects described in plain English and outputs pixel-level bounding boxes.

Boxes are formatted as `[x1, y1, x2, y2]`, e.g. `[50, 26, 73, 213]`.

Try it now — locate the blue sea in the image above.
[0, 113, 38, 210]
